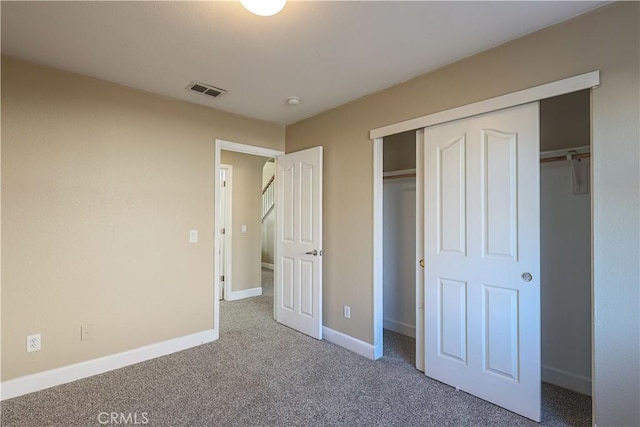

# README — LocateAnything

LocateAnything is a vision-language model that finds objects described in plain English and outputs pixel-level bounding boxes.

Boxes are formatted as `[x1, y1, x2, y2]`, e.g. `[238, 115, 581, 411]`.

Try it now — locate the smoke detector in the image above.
[186, 81, 227, 98]
[286, 96, 301, 106]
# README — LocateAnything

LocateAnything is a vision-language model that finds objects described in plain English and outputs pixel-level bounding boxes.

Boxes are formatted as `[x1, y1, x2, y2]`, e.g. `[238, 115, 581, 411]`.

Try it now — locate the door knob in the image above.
[521, 272, 533, 282]
[419, 259, 424, 268]
[305, 250, 319, 256]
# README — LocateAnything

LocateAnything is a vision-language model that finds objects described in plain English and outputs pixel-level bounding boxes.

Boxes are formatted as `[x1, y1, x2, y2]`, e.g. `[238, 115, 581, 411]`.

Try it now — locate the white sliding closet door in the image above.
[423, 102, 541, 421]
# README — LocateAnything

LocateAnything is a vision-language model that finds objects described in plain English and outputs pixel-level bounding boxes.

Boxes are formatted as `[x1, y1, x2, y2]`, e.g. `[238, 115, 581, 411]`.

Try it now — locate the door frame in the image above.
[213, 139, 284, 340]
[370, 71, 599, 367]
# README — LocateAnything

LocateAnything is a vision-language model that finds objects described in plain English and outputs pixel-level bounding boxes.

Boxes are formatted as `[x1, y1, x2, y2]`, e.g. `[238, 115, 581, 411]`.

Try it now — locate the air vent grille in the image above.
[204, 88, 222, 97]
[186, 81, 226, 98]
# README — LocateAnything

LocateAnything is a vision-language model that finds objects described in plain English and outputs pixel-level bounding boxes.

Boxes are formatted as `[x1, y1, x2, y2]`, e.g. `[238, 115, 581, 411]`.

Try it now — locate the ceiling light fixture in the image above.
[286, 96, 301, 106]
[241, 0, 287, 17]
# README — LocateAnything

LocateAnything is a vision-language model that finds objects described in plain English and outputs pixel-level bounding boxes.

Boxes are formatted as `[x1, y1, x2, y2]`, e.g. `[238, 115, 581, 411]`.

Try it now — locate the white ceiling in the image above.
[1, 1, 606, 125]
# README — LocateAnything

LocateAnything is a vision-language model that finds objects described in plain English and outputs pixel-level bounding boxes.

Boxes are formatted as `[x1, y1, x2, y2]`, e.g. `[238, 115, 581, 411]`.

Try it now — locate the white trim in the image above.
[372, 138, 384, 360]
[261, 262, 274, 270]
[370, 71, 600, 139]
[542, 364, 592, 396]
[0, 330, 215, 401]
[216, 140, 284, 159]
[415, 128, 425, 373]
[383, 318, 416, 339]
[383, 168, 416, 178]
[226, 287, 263, 301]
[214, 139, 284, 340]
[322, 327, 375, 360]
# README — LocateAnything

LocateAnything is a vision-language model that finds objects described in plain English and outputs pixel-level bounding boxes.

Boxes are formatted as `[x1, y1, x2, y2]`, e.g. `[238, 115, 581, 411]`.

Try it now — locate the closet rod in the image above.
[540, 152, 591, 164]
[382, 153, 590, 175]
[383, 173, 416, 180]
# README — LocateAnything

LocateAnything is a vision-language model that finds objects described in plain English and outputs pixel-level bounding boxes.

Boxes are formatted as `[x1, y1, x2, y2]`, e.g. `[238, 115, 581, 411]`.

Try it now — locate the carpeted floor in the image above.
[1, 268, 591, 426]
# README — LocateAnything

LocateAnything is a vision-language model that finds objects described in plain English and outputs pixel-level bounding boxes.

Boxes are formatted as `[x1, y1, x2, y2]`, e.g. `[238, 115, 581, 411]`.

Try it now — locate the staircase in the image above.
[262, 174, 275, 220]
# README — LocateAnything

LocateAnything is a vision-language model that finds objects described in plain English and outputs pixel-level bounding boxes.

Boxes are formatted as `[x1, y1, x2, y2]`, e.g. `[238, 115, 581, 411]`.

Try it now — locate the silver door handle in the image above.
[305, 250, 319, 256]
[521, 272, 533, 282]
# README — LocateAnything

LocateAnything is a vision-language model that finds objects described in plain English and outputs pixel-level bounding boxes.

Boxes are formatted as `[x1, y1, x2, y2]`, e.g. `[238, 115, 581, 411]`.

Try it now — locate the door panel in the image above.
[275, 147, 323, 339]
[438, 278, 467, 363]
[437, 134, 466, 256]
[481, 130, 518, 260]
[424, 103, 540, 421]
[300, 162, 315, 243]
[300, 260, 314, 317]
[282, 165, 295, 242]
[482, 285, 519, 380]
[282, 257, 295, 310]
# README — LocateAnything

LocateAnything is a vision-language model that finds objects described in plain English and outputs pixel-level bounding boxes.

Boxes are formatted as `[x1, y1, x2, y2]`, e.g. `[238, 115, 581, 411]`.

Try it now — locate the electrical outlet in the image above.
[81, 324, 94, 341]
[343, 305, 351, 319]
[26, 334, 41, 352]
[189, 229, 198, 243]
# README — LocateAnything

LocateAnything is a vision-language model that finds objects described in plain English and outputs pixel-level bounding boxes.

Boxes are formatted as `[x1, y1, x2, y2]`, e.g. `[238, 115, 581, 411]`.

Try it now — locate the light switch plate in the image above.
[241, 225, 247, 234]
[189, 229, 198, 243]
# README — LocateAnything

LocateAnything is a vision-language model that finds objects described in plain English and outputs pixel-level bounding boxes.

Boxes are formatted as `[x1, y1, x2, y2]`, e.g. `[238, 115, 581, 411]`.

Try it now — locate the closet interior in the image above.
[381, 89, 592, 396]
[382, 130, 418, 347]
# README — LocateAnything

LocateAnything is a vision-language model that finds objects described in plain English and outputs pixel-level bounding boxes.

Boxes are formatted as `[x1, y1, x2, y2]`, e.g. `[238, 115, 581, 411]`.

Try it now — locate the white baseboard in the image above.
[261, 262, 274, 270]
[542, 364, 592, 396]
[0, 329, 216, 401]
[322, 327, 375, 360]
[383, 318, 416, 339]
[226, 286, 262, 301]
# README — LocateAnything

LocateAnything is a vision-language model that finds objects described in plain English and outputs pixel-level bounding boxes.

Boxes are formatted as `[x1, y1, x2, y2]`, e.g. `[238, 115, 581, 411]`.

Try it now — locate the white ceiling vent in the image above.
[186, 81, 227, 98]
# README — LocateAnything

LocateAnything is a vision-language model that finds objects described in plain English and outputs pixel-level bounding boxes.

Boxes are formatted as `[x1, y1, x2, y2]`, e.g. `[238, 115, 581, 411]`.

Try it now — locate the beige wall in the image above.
[286, 3, 639, 425]
[540, 89, 590, 151]
[220, 150, 270, 292]
[1, 56, 283, 380]
[383, 130, 416, 172]
[262, 160, 276, 188]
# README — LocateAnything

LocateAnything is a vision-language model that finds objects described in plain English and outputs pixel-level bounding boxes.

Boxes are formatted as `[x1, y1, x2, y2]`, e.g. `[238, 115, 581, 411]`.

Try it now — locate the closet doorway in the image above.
[539, 90, 592, 396]
[375, 85, 594, 421]
[381, 130, 420, 368]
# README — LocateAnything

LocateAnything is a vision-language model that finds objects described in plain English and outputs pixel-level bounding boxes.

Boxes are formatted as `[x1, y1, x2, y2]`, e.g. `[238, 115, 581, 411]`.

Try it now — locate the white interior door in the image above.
[219, 165, 232, 301]
[275, 147, 323, 339]
[423, 102, 541, 421]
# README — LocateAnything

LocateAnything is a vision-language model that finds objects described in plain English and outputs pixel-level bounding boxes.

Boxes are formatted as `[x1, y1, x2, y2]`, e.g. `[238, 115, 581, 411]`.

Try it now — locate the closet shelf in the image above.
[540, 145, 590, 164]
[540, 152, 590, 164]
